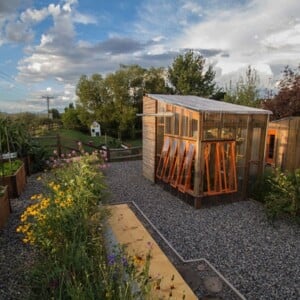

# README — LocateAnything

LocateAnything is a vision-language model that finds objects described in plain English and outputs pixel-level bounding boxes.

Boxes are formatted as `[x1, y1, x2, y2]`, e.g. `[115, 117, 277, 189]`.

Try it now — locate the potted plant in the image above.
[0, 185, 10, 229]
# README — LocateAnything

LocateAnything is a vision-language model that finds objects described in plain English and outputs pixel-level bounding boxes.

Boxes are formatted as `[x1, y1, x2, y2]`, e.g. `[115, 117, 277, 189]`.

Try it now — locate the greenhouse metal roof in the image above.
[147, 94, 272, 115]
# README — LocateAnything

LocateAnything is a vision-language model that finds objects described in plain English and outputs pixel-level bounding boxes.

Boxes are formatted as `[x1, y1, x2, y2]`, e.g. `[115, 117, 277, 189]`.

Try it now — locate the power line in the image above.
[0, 71, 28, 94]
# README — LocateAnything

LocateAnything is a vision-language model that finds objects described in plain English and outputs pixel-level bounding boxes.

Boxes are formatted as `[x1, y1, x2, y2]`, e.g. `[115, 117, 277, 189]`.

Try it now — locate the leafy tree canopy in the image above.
[50, 108, 60, 119]
[75, 65, 168, 139]
[224, 66, 260, 107]
[168, 50, 216, 97]
[61, 105, 83, 130]
[263, 65, 300, 119]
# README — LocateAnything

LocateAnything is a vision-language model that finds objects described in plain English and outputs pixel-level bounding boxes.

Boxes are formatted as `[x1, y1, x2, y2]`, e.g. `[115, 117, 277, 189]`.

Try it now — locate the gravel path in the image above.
[0, 175, 43, 300]
[1, 161, 299, 300]
[105, 160, 300, 300]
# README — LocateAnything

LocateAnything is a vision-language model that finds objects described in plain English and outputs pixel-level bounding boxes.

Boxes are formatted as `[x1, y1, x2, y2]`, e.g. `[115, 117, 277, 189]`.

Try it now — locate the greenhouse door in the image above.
[203, 140, 237, 196]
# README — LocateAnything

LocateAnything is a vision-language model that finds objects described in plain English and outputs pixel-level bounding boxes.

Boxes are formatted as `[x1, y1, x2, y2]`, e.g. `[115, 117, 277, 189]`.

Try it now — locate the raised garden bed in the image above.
[0, 161, 26, 198]
[0, 186, 10, 229]
[21, 155, 32, 176]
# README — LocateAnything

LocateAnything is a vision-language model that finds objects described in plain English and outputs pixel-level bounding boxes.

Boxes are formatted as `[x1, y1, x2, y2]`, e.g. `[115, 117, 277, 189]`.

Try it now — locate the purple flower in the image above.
[108, 254, 116, 265]
[121, 256, 128, 266]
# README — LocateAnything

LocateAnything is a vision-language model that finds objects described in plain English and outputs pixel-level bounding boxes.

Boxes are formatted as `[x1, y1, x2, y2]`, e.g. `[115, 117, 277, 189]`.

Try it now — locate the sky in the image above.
[0, 0, 299, 113]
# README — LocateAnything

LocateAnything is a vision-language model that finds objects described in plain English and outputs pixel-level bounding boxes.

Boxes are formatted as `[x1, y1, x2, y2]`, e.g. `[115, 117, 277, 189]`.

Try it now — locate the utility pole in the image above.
[42, 95, 54, 119]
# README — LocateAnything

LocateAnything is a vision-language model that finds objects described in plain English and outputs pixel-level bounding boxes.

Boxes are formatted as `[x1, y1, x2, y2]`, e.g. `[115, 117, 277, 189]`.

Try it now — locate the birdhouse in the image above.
[90, 121, 101, 137]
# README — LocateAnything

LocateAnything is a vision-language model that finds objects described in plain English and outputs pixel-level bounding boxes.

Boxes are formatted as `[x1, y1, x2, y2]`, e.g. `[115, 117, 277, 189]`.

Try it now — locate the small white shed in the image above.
[90, 121, 101, 137]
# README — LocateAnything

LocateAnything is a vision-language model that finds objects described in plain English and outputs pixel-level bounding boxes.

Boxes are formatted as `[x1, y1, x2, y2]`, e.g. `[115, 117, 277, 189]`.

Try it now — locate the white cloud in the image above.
[262, 24, 300, 49]
[182, 1, 203, 15]
[74, 12, 97, 25]
[5, 20, 34, 43]
[48, 4, 61, 17]
[170, 0, 300, 84]
[20, 7, 49, 23]
[0, 0, 22, 14]
[3, 0, 300, 113]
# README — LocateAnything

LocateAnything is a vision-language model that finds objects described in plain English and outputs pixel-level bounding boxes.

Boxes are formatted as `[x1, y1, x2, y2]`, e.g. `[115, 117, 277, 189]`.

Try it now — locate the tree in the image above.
[168, 50, 216, 97]
[61, 106, 83, 130]
[64, 103, 74, 112]
[76, 65, 169, 139]
[144, 67, 168, 94]
[76, 74, 109, 112]
[104, 67, 138, 139]
[263, 65, 300, 119]
[224, 66, 260, 107]
[50, 108, 60, 119]
[76, 74, 112, 132]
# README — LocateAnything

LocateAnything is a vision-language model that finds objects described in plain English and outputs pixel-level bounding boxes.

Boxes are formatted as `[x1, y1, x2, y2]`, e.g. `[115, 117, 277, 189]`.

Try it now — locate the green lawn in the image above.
[33, 128, 141, 157]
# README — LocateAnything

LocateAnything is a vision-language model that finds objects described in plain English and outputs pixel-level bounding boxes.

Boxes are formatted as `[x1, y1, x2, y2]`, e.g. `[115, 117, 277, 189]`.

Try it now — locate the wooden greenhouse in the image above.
[142, 94, 272, 207]
[265, 117, 300, 172]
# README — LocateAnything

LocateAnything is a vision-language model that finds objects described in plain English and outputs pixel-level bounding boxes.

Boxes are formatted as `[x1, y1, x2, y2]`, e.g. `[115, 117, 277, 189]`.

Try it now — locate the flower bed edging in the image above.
[0, 186, 10, 229]
[0, 162, 26, 198]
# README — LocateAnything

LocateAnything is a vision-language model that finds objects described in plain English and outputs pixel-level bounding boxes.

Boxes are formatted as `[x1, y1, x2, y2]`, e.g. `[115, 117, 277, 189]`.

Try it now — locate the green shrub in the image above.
[251, 167, 275, 202]
[263, 169, 300, 222]
[28, 141, 48, 173]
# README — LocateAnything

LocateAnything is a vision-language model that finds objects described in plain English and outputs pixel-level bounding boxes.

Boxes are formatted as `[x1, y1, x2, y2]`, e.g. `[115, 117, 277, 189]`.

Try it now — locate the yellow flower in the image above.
[21, 214, 28, 222]
[48, 181, 55, 188]
[36, 176, 42, 181]
[30, 194, 38, 200]
[133, 254, 144, 267]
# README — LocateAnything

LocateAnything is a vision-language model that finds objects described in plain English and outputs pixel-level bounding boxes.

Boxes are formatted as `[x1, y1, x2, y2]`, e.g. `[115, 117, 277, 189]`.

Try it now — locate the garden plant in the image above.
[16, 150, 154, 299]
[254, 168, 300, 223]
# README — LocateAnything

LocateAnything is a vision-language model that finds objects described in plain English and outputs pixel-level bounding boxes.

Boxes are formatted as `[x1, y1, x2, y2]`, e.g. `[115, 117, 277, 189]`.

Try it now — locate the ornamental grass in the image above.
[17, 151, 153, 299]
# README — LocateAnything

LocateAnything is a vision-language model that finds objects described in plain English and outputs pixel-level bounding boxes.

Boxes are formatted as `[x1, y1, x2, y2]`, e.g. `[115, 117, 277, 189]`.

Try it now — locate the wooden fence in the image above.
[107, 146, 142, 162]
[33, 135, 142, 162]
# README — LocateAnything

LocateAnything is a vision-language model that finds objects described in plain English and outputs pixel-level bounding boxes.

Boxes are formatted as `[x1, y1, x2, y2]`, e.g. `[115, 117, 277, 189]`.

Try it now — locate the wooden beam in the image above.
[137, 112, 174, 117]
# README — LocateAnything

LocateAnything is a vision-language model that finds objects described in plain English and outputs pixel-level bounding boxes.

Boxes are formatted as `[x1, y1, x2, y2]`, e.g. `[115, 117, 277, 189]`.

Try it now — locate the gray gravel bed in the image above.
[105, 160, 300, 300]
[0, 174, 43, 300]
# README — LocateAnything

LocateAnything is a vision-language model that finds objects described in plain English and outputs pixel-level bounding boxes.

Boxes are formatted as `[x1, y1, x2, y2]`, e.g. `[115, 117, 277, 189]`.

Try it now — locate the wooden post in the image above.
[57, 134, 62, 157]
[194, 196, 202, 209]
[193, 112, 202, 197]
[106, 147, 110, 162]
[242, 115, 253, 199]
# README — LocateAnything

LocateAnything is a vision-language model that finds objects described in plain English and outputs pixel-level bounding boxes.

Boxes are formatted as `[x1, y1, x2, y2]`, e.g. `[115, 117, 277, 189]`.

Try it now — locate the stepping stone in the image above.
[203, 276, 223, 293]
[197, 262, 207, 271]
[177, 265, 201, 290]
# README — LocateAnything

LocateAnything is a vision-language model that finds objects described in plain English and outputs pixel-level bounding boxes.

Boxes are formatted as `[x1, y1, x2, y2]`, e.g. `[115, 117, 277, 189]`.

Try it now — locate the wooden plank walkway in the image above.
[108, 204, 197, 300]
